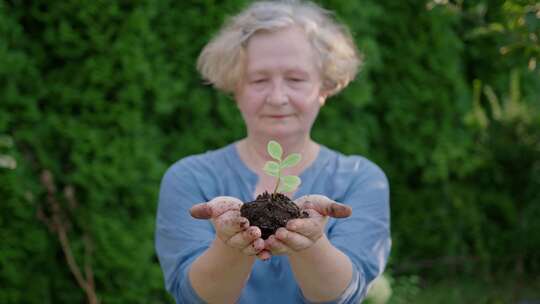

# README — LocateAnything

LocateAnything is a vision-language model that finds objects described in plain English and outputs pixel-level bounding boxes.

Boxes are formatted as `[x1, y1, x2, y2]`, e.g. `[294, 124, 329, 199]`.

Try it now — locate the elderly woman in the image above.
[155, 1, 390, 303]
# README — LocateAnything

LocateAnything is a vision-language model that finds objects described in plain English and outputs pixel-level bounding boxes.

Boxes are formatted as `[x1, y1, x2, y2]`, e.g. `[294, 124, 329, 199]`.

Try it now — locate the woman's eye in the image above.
[252, 79, 267, 84]
[288, 78, 304, 82]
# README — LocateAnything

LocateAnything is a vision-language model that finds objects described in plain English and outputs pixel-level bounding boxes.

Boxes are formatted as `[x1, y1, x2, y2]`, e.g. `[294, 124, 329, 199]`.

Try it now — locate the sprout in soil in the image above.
[264, 140, 302, 194]
[240, 140, 308, 240]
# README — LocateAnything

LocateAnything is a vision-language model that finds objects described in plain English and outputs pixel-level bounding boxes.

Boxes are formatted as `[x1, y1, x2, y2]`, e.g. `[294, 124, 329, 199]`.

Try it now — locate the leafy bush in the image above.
[1, 0, 538, 302]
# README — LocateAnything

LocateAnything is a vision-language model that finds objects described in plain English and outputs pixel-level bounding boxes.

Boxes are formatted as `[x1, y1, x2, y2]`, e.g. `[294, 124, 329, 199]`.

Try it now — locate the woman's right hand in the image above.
[190, 196, 271, 260]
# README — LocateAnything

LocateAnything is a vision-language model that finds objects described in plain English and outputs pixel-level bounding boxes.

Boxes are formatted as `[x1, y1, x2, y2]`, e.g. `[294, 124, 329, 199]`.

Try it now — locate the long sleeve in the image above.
[296, 153, 391, 304]
[154, 159, 214, 303]
[155, 145, 391, 304]
[327, 156, 391, 302]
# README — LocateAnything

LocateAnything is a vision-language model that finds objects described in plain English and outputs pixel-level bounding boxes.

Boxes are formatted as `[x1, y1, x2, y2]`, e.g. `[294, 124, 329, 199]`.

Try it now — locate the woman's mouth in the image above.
[267, 114, 292, 119]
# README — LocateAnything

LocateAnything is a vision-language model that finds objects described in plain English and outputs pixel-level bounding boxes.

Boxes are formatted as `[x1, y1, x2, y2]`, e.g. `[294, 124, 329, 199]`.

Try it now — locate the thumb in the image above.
[304, 201, 352, 218]
[189, 203, 213, 219]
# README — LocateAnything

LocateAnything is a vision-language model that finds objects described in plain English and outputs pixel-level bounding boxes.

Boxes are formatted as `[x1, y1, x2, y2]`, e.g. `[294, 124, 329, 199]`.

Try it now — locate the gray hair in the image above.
[196, 0, 361, 97]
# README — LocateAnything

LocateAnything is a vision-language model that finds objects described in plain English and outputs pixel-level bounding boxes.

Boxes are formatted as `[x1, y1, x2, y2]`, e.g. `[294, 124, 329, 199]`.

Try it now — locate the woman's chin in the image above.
[257, 128, 306, 140]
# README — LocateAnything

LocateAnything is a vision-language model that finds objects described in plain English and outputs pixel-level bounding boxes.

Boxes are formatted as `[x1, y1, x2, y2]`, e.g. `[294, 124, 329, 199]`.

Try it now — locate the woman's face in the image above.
[234, 26, 326, 140]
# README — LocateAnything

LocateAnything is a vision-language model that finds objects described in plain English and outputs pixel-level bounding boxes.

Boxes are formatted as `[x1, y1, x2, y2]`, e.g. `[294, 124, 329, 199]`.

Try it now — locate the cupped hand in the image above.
[190, 196, 271, 260]
[264, 195, 352, 255]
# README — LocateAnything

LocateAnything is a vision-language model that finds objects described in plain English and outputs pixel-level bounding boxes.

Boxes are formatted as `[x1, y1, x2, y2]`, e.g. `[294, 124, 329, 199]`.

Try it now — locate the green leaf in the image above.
[267, 140, 282, 161]
[279, 175, 301, 192]
[0, 135, 13, 148]
[281, 153, 301, 168]
[263, 161, 280, 177]
[278, 183, 295, 193]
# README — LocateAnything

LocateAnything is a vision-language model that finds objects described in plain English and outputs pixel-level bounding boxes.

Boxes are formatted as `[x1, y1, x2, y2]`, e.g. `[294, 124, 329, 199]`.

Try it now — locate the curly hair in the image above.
[196, 0, 361, 97]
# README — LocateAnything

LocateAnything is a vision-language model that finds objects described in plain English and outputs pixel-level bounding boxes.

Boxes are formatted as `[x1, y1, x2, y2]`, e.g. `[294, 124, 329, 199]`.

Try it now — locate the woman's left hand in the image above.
[264, 195, 352, 255]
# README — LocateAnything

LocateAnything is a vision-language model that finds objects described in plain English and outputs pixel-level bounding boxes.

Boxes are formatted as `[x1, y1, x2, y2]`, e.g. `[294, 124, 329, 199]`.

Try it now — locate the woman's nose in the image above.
[266, 81, 288, 106]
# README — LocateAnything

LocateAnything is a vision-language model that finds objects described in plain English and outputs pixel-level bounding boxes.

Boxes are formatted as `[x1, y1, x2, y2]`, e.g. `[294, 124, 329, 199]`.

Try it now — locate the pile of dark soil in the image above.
[240, 191, 308, 239]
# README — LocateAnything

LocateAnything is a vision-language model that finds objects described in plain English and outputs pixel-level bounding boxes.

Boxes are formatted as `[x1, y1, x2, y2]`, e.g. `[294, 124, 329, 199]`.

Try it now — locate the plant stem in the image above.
[273, 166, 280, 195]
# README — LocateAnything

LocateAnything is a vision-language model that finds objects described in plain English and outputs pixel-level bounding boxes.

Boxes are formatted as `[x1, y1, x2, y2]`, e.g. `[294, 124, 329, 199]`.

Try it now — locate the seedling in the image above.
[263, 140, 302, 194]
[240, 140, 307, 240]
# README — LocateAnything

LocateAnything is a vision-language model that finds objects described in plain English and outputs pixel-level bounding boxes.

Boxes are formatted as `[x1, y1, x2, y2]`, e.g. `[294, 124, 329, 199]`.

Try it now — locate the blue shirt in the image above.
[155, 143, 391, 303]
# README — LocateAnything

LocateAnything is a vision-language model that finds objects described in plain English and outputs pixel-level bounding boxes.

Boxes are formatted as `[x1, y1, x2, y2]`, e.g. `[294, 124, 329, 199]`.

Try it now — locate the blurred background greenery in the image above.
[1, 0, 538, 303]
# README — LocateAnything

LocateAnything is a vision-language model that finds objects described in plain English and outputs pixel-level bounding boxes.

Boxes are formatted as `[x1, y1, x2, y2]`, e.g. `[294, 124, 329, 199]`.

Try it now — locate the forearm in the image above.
[189, 238, 255, 303]
[288, 235, 353, 302]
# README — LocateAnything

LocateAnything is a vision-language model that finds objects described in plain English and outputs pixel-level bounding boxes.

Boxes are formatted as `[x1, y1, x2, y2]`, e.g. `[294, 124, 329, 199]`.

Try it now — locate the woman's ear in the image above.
[318, 90, 330, 106]
[318, 95, 327, 106]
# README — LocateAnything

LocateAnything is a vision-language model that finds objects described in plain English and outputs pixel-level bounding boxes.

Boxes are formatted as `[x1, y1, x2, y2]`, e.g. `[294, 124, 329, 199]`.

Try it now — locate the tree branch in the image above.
[38, 170, 99, 304]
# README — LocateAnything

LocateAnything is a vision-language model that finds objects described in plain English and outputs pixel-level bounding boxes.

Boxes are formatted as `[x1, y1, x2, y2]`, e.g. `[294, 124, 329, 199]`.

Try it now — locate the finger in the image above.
[265, 235, 290, 255]
[303, 208, 323, 218]
[208, 197, 243, 217]
[294, 194, 329, 209]
[190, 203, 213, 219]
[286, 218, 323, 239]
[275, 227, 313, 251]
[215, 210, 248, 236]
[328, 202, 352, 218]
[190, 196, 243, 219]
[227, 226, 261, 249]
[304, 201, 352, 218]
[242, 238, 265, 256]
[257, 250, 272, 261]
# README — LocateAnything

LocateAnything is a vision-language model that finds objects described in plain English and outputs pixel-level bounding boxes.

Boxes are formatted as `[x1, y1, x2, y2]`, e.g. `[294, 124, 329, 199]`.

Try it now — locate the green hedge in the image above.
[1, 0, 538, 302]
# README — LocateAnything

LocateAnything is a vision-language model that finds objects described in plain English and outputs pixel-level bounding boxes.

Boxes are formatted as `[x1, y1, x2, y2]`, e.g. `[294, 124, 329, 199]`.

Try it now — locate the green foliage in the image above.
[1, 0, 539, 302]
[387, 275, 421, 304]
[264, 140, 302, 193]
[381, 0, 540, 278]
[408, 275, 540, 304]
[0, 134, 16, 169]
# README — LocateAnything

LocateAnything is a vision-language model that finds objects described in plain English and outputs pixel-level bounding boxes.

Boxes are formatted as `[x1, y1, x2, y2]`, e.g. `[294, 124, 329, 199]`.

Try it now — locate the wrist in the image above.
[288, 234, 331, 261]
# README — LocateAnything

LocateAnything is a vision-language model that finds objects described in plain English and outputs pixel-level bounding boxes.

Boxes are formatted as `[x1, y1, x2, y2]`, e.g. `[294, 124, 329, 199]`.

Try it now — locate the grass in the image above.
[386, 274, 540, 304]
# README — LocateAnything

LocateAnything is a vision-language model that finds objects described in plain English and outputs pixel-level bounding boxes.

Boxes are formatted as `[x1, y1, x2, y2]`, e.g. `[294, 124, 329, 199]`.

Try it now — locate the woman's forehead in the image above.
[244, 27, 319, 72]
[246, 26, 310, 50]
